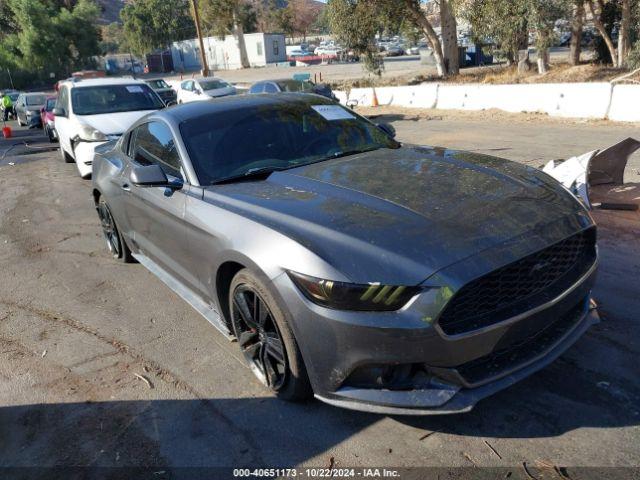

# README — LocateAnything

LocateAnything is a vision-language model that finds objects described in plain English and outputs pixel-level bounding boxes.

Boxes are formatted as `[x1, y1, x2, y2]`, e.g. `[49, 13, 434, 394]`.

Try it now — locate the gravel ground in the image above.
[0, 114, 638, 478]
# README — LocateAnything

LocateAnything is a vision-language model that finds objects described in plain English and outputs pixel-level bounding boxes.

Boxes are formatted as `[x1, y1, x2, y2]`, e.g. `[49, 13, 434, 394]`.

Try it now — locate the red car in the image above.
[40, 96, 57, 142]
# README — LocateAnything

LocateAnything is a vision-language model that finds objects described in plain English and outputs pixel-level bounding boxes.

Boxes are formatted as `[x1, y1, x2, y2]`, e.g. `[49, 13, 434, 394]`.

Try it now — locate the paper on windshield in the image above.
[312, 105, 355, 121]
[126, 86, 144, 93]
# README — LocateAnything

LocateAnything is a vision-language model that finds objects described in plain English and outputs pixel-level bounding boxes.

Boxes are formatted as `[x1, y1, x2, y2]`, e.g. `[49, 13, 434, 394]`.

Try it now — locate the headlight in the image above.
[77, 124, 108, 142]
[27, 110, 40, 117]
[287, 271, 423, 311]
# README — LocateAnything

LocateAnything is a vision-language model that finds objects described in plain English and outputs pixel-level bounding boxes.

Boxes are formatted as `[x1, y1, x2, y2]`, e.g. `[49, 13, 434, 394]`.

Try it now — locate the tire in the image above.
[96, 198, 134, 263]
[229, 269, 312, 402]
[59, 144, 74, 163]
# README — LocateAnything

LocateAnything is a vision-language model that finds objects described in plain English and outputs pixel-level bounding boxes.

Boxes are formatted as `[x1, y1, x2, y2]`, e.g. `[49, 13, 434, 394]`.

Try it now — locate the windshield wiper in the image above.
[321, 146, 381, 161]
[211, 166, 288, 185]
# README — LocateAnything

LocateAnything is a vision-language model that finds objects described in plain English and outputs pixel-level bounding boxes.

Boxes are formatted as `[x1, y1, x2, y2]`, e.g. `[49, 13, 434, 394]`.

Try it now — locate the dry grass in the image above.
[333, 62, 627, 89]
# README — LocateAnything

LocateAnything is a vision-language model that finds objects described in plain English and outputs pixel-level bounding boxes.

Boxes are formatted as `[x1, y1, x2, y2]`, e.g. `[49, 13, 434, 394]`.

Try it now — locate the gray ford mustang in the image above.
[91, 93, 599, 415]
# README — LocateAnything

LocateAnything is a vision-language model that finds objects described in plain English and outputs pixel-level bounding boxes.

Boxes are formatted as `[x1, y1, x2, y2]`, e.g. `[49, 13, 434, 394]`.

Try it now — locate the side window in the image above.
[56, 87, 69, 112]
[249, 83, 264, 94]
[181, 81, 191, 91]
[263, 83, 278, 94]
[130, 122, 183, 180]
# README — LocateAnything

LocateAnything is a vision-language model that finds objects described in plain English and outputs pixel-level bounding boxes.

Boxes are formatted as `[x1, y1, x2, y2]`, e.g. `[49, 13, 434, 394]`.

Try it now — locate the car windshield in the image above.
[147, 79, 170, 89]
[199, 80, 230, 90]
[26, 95, 46, 106]
[180, 99, 400, 185]
[9, 94, 19, 101]
[45, 98, 56, 111]
[71, 84, 164, 115]
[276, 80, 314, 93]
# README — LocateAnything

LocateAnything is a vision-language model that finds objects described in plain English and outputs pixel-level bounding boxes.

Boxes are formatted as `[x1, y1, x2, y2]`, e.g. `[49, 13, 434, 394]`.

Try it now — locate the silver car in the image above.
[91, 94, 599, 415]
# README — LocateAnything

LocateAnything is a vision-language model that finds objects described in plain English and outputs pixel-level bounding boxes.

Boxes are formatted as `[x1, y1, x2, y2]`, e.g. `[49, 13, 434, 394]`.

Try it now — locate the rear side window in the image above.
[130, 121, 183, 180]
[263, 83, 278, 93]
[249, 83, 264, 94]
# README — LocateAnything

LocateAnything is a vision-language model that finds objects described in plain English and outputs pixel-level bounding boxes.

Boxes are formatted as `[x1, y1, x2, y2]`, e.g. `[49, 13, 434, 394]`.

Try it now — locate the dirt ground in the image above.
[0, 113, 638, 479]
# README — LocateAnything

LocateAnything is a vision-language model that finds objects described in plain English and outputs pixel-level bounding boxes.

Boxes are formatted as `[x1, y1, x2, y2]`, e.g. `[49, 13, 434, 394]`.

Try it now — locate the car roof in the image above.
[23, 92, 47, 97]
[62, 77, 147, 88]
[158, 93, 333, 123]
[191, 77, 227, 82]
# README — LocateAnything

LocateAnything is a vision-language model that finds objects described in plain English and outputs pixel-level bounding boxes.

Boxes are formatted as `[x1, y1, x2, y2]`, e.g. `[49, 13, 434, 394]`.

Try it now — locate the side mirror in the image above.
[377, 123, 396, 138]
[52, 107, 66, 117]
[165, 100, 177, 107]
[130, 164, 169, 187]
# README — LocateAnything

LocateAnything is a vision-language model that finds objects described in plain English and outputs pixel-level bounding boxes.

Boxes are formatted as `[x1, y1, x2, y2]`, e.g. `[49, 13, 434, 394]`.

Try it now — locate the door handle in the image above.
[121, 183, 131, 191]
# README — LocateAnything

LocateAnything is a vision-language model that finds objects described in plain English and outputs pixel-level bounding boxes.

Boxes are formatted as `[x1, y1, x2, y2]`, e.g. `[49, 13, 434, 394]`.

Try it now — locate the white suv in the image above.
[54, 78, 165, 178]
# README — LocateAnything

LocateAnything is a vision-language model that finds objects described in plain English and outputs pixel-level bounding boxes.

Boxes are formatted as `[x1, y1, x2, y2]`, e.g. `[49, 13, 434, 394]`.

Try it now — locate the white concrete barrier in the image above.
[342, 85, 438, 109]
[334, 81, 636, 122]
[608, 84, 640, 122]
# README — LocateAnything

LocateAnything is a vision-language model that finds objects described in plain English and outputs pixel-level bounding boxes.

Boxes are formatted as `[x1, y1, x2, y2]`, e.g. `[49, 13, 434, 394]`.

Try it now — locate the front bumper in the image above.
[73, 141, 107, 178]
[26, 114, 41, 128]
[274, 256, 598, 415]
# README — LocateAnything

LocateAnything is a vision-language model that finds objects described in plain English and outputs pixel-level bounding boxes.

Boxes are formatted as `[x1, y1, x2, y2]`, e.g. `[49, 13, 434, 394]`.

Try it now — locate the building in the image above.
[171, 33, 286, 72]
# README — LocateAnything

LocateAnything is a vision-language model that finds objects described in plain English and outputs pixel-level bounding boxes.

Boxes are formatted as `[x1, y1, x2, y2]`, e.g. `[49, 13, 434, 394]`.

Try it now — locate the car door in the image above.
[124, 120, 202, 291]
[54, 86, 73, 155]
[178, 81, 191, 103]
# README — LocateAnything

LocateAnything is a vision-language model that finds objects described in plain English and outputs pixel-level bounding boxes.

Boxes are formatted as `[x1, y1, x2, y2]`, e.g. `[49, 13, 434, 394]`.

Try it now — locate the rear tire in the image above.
[229, 269, 312, 402]
[96, 198, 134, 263]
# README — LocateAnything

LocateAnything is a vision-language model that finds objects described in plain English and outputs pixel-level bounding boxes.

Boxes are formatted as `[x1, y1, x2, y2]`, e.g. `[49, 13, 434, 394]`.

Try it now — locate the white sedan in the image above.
[177, 78, 236, 104]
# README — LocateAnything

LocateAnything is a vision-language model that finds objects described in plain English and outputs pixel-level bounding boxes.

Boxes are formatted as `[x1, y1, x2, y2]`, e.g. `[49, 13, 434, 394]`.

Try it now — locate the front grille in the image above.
[438, 228, 596, 336]
[454, 298, 587, 386]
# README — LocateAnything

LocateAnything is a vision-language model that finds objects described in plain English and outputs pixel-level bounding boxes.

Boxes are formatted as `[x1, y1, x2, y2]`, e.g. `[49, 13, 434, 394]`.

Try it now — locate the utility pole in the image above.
[6, 69, 14, 90]
[190, 0, 210, 77]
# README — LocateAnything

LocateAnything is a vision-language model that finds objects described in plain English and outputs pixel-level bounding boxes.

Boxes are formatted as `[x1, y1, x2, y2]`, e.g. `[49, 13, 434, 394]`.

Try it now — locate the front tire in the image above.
[229, 269, 312, 401]
[96, 199, 134, 263]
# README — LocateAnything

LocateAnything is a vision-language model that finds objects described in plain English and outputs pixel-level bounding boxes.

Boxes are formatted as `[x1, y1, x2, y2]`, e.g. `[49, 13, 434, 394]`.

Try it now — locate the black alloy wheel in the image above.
[231, 285, 288, 391]
[97, 200, 121, 258]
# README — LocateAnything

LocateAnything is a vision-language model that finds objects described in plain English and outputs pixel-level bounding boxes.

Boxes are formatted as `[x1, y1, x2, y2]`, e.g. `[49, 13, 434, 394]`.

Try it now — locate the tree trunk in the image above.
[403, 0, 447, 77]
[440, 0, 459, 75]
[233, 8, 250, 69]
[537, 47, 550, 74]
[618, 0, 631, 67]
[587, 0, 618, 67]
[569, 1, 584, 65]
[518, 49, 532, 74]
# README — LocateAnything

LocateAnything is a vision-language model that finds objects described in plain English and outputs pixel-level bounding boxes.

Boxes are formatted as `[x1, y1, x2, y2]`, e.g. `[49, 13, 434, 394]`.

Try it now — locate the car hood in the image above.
[78, 110, 158, 135]
[204, 146, 591, 285]
[205, 87, 236, 97]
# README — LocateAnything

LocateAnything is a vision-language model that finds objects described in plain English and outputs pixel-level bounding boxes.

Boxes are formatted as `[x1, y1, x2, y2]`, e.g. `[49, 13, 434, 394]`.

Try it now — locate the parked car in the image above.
[384, 45, 405, 56]
[177, 78, 236, 104]
[249, 79, 338, 101]
[92, 94, 598, 415]
[0, 91, 20, 120]
[15, 92, 47, 128]
[144, 78, 177, 105]
[40, 96, 58, 142]
[54, 77, 165, 178]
